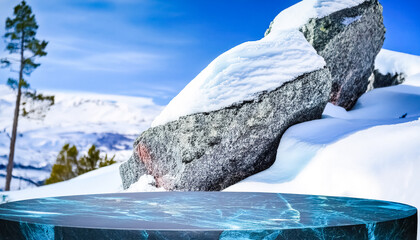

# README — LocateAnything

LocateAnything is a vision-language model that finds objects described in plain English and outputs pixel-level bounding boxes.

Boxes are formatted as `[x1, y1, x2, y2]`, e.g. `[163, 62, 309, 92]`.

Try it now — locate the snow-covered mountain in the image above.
[0, 86, 162, 191]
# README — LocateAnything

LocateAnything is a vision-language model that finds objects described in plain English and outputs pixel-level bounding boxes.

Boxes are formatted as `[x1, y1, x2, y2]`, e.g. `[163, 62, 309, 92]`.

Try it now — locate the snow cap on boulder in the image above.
[152, 30, 325, 127]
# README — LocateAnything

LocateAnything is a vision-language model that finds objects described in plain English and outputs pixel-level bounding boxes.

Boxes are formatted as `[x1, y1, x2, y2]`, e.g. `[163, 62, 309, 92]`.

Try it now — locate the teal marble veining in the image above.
[0, 192, 417, 239]
[19, 222, 54, 240]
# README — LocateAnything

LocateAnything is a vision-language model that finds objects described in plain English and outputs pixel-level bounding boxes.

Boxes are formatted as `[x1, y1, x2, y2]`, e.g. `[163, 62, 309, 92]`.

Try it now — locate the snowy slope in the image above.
[152, 0, 368, 127]
[0, 85, 162, 191]
[0, 163, 123, 203]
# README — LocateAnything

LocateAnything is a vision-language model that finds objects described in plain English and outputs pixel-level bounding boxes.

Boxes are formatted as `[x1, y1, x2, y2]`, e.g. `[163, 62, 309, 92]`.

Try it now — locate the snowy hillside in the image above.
[0, 86, 162, 191]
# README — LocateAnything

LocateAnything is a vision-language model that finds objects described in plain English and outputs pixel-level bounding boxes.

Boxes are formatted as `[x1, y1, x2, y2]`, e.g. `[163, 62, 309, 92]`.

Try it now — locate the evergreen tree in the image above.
[45, 144, 79, 185]
[78, 145, 116, 175]
[1, 1, 53, 190]
[45, 144, 116, 185]
[78, 145, 101, 175]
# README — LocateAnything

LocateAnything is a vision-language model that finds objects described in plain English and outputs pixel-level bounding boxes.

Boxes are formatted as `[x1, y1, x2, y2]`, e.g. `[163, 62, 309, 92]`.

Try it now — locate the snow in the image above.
[342, 15, 361, 25]
[0, 85, 162, 191]
[125, 174, 165, 192]
[375, 49, 420, 76]
[0, 163, 123, 203]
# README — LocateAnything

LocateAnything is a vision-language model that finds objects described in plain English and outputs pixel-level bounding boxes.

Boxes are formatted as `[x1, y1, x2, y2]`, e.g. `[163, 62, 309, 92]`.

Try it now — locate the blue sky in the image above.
[0, 0, 419, 105]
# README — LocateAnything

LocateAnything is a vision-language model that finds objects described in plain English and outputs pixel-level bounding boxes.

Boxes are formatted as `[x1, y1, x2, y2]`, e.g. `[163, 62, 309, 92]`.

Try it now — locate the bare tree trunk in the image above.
[5, 31, 24, 191]
[5, 87, 21, 191]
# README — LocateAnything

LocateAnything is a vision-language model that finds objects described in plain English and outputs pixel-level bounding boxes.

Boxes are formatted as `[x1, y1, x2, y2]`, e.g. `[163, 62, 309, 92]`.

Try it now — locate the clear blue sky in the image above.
[0, 0, 419, 105]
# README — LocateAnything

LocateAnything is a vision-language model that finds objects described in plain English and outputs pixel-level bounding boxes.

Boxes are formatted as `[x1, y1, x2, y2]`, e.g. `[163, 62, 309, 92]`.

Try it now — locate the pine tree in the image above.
[78, 145, 116, 175]
[45, 144, 116, 185]
[1, 1, 53, 191]
[45, 144, 79, 185]
[78, 145, 101, 175]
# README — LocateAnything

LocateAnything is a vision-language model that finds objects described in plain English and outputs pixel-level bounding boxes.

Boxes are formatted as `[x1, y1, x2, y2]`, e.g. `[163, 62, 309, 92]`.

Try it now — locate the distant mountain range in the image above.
[0, 85, 162, 191]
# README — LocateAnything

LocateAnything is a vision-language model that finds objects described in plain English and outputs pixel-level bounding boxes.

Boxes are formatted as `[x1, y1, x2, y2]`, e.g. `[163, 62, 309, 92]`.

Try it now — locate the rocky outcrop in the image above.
[300, 0, 385, 109]
[370, 70, 406, 89]
[121, 69, 331, 190]
[120, 0, 386, 191]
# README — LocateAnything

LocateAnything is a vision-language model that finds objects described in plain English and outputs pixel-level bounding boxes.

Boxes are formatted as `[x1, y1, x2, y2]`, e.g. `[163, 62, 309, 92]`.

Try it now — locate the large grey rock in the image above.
[300, 0, 385, 109]
[119, 0, 386, 191]
[121, 69, 331, 190]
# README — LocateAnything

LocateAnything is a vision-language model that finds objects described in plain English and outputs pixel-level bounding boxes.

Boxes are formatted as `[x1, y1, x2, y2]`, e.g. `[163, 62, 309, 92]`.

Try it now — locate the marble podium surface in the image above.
[0, 192, 417, 239]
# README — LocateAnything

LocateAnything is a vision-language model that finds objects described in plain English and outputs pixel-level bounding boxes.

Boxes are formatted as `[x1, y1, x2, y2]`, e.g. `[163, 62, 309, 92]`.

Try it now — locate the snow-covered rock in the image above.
[126, 69, 330, 191]
[153, 0, 384, 126]
[120, 0, 387, 191]
[120, 28, 333, 191]
[151, 30, 326, 127]
[299, 0, 385, 109]
[369, 49, 420, 89]
[0, 85, 162, 191]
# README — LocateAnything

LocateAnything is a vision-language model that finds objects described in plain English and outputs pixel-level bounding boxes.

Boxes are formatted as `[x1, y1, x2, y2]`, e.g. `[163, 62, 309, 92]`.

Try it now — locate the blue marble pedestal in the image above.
[0, 192, 417, 239]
